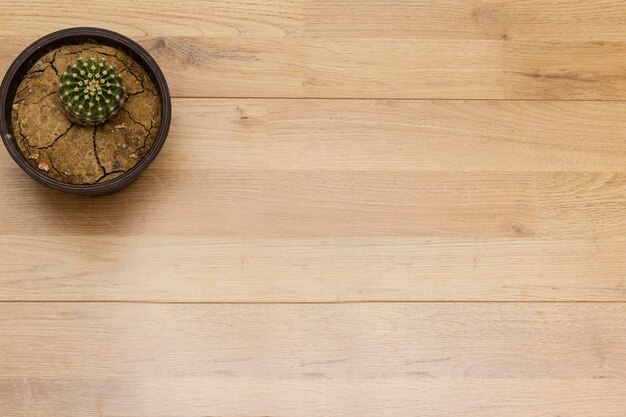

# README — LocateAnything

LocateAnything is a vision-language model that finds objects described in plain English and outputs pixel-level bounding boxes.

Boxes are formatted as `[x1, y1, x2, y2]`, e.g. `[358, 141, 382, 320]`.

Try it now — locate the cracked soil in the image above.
[11, 43, 162, 184]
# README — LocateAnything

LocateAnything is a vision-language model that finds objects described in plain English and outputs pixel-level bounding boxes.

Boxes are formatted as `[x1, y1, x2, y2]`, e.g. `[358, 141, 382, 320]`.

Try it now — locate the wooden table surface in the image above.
[2, 2, 626, 416]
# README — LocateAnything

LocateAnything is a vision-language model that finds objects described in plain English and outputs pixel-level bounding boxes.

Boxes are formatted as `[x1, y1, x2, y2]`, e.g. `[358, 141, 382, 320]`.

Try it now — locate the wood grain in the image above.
[2, 99, 625, 302]
[1, 302, 626, 417]
[2, 236, 625, 302]
[2, 168, 625, 238]
[145, 38, 626, 99]
[157, 99, 626, 172]
[14, 98, 626, 173]
[3, 1, 626, 415]
[1, 99, 625, 241]
[3, 39, 626, 98]
[5, 98, 626, 174]
[2, 0, 626, 40]
[3, 1, 626, 99]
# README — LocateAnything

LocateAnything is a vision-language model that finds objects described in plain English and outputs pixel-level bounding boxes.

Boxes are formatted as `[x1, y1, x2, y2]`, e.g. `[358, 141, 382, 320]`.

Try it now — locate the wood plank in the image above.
[1, 236, 625, 302]
[165, 99, 626, 172]
[1, 302, 626, 416]
[4, 37, 626, 99]
[3, 377, 624, 417]
[2, 37, 626, 98]
[138, 38, 626, 99]
[2, 1, 626, 40]
[1, 168, 625, 238]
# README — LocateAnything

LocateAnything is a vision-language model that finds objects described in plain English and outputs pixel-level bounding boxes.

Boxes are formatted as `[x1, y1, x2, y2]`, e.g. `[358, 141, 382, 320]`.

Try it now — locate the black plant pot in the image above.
[0, 27, 171, 196]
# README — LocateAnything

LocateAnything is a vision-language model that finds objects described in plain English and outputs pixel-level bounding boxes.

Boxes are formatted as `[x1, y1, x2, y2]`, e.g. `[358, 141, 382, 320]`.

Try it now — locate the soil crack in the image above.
[16, 101, 74, 150]
[34, 91, 56, 105]
[47, 155, 69, 178]
[49, 50, 60, 76]
[98, 50, 147, 96]
[136, 119, 155, 154]
[96, 169, 126, 183]
[91, 126, 106, 179]
[120, 108, 150, 131]
[42, 123, 74, 150]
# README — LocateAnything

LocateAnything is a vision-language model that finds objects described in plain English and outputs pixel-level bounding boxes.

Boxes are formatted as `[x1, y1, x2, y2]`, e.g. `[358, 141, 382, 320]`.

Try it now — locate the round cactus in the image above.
[58, 57, 126, 126]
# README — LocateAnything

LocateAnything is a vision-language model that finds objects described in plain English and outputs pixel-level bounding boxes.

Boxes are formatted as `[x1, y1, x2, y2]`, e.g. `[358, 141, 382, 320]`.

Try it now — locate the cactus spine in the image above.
[58, 57, 126, 126]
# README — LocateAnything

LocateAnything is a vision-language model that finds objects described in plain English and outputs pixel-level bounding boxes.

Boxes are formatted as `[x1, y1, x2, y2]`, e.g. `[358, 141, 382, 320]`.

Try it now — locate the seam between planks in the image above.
[1, 300, 626, 304]
[169, 96, 626, 102]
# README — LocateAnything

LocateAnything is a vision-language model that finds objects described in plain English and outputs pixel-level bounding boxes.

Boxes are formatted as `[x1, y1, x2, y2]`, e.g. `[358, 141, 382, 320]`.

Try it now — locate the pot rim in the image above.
[0, 27, 171, 196]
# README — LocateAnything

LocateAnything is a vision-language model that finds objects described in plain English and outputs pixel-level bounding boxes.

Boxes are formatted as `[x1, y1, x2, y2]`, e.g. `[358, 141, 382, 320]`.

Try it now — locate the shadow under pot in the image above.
[0, 27, 171, 196]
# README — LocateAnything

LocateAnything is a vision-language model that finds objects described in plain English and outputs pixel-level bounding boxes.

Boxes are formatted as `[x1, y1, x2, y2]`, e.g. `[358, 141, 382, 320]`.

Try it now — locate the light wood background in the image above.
[1, 1, 626, 416]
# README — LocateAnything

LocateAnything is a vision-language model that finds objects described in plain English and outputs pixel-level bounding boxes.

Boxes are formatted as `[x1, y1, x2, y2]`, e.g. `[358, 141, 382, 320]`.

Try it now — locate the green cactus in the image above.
[58, 57, 126, 126]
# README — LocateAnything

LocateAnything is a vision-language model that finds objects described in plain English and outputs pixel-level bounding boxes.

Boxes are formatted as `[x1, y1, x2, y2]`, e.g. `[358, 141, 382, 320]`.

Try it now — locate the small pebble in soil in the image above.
[38, 161, 50, 171]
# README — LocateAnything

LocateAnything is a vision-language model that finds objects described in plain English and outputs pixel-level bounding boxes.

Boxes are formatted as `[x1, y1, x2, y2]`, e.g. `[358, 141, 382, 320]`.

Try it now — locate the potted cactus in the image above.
[59, 57, 126, 126]
[0, 28, 171, 195]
